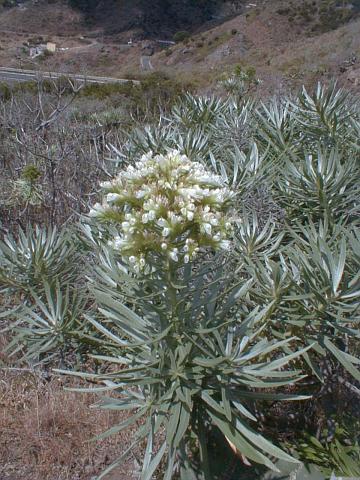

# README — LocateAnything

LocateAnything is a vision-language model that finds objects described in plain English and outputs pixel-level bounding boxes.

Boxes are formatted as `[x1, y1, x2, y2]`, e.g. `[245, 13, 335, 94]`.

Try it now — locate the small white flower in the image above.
[162, 227, 171, 237]
[184, 254, 190, 264]
[100, 181, 113, 189]
[106, 192, 121, 203]
[202, 223, 212, 236]
[112, 236, 126, 249]
[157, 218, 167, 227]
[197, 175, 223, 187]
[89, 203, 104, 217]
[142, 213, 149, 224]
[148, 210, 156, 221]
[169, 250, 179, 262]
[179, 164, 191, 173]
[129, 256, 137, 264]
[187, 211, 194, 221]
[220, 240, 231, 251]
[161, 242, 168, 250]
[169, 213, 180, 224]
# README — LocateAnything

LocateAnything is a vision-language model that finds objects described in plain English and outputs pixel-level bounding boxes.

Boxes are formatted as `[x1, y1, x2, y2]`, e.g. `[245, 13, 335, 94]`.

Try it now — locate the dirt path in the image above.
[140, 55, 154, 71]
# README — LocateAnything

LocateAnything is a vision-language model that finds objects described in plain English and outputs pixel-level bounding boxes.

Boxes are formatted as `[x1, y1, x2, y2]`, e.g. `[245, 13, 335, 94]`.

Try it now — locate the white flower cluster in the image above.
[89, 150, 233, 271]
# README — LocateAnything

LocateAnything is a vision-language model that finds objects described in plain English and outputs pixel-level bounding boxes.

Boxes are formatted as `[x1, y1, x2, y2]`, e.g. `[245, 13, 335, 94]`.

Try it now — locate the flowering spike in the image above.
[89, 150, 234, 270]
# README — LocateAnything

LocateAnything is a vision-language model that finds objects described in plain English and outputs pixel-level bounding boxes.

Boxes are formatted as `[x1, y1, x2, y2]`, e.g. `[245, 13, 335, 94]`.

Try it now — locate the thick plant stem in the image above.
[166, 260, 179, 329]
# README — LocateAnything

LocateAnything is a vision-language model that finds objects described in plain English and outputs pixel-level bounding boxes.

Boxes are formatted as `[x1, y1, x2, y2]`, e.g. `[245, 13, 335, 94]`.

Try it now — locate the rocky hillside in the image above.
[3, 0, 360, 38]
[67, 0, 245, 38]
[66, 0, 360, 38]
[0, 0, 360, 94]
[149, 0, 360, 94]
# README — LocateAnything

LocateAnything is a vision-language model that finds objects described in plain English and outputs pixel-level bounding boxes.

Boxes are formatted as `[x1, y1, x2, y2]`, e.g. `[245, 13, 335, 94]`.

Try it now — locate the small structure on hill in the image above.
[29, 46, 43, 58]
[46, 42, 56, 53]
[29, 41, 56, 58]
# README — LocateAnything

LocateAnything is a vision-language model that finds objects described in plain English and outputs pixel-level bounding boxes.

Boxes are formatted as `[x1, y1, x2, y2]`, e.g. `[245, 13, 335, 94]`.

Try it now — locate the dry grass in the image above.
[0, 2, 83, 36]
[0, 367, 138, 480]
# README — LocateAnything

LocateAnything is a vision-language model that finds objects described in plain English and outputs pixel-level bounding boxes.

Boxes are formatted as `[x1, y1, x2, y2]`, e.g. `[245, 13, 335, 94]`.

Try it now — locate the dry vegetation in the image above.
[0, 330, 138, 480]
[0, 370, 137, 479]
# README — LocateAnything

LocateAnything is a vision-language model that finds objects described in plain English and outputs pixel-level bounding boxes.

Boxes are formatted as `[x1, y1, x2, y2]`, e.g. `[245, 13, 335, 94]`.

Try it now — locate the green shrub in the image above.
[277, 7, 291, 15]
[80, 81, 135, 99]
[173, 31, 190, 43]
[21, 165, 42, 183]
[0, 224, 90, 365]
[0, 225, 80, 297]
[5, 281, 87, 365]
[62, 149, 312, 476]
[293, 427, 360, 476]
[0, 81, 11, 101]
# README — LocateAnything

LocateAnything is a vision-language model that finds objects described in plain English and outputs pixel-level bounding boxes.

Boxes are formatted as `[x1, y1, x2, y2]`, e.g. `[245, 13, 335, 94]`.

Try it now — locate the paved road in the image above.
[140, 56, 153, 71]
[0, 67, 139, 85]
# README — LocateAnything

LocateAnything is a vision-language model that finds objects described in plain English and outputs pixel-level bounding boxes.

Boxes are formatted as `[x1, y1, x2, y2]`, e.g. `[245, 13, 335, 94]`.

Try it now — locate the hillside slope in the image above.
[0, 0, 359, 94]
[69, 0, 242, 38]
[150, 2, 360, 94]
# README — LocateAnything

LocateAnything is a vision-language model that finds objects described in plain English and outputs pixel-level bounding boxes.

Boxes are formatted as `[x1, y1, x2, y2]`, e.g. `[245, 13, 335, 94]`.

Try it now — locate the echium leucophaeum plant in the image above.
[71, 149, 309, 480]
[89, 149, 233, 271]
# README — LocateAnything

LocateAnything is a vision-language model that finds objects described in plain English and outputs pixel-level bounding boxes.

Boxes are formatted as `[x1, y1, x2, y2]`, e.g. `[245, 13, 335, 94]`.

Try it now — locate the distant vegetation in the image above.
[67, 0, 221, 36]
[277, 0, 360, 32]
[173, 30, 191, 43]
[68, 0, 99, 12]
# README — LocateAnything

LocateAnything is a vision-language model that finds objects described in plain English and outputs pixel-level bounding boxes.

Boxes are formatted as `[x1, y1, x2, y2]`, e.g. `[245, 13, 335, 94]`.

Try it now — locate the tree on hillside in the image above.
[68, 0, 99, 12]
